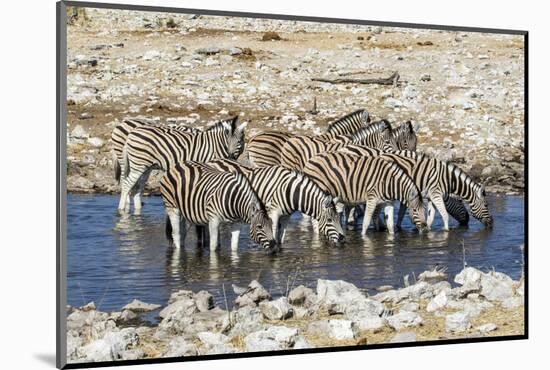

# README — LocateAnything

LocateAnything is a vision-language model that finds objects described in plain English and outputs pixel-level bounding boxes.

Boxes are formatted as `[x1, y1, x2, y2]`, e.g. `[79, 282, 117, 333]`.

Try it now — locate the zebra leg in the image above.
[133, 169, 152, 214]
[279, 216, 290, 244]
[270, 211, 281, 243]
[396, 203, 407, 230]
[373, 204, 384, 231]
[384, 203, 395, 234]
[230, 227, 240, 251]
[196, 225, 207, 247]
[208, 218, 221, 252]
[431, 193, 449, 231]
[361, 200, 378, 236]
[347, 207, 356, 226]
[167, 208, 183, 249]
[118, 168, 143, 213]
[427, 201, 436, 230]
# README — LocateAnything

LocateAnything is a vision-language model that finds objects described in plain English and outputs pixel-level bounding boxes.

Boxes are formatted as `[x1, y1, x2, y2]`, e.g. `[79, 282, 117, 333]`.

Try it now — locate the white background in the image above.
[0, 0, 545, 368]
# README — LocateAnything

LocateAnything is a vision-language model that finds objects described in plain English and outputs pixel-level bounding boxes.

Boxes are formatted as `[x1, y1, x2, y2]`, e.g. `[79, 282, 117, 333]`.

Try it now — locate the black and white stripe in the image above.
[392, 121, 417, 151]
[160, 161, 276, 252]
[247, 109, 369, 168]
[118, 116, 246, 213]
[302, 152, 428, 235]
[206, 159, 346, 245]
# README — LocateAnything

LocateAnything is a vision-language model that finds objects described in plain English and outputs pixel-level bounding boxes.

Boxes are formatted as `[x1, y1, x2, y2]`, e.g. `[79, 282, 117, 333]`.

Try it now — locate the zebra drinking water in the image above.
[160, 161, 277, 253]
[118, 116, 246, 213]
[302, 152, 428, 235]
[204, 159, 346, 246]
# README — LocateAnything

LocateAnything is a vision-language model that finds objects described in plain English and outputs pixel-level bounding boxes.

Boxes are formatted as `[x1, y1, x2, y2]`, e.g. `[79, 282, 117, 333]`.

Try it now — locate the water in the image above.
[67, 193, 525, 318]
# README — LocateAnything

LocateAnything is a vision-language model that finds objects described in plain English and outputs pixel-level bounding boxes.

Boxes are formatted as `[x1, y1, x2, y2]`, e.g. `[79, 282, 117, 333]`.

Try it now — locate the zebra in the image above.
[392, 121, 417, 151]
[281, 120, 398, 171]
[376, 150, 493, 230]
[205, 159, 346, 246]
[160, 161, 277, 253]
[340, 144, 470, 230]
[119, 116, 246, 213]
[302, 152, 428, 235]
[247, 109, 370, 167]
[111, 117, 200, 183]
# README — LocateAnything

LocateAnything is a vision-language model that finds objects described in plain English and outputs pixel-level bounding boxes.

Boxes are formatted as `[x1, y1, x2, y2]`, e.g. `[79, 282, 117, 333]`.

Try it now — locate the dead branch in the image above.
[312, 71, 400, 87]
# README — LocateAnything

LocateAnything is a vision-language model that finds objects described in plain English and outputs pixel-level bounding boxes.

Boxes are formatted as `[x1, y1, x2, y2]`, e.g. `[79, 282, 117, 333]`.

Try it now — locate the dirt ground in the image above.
[65, 8, 525, 195]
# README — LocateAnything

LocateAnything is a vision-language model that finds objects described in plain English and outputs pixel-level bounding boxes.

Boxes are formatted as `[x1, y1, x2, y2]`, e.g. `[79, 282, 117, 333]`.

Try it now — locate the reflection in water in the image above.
[67, 194, 525, 316]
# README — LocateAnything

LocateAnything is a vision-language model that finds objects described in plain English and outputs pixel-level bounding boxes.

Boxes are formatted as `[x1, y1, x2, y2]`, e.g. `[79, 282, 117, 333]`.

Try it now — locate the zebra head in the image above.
[221, 116, 247, 160]
[395, 121, 417, 151]
[248, 200, 278, 254]
[406, 190, 428, 232]
[444, 195, 469, 226]
[378, 121, 399, 152]
[470, 186, 493, 228]
[318, 195, 346, 246]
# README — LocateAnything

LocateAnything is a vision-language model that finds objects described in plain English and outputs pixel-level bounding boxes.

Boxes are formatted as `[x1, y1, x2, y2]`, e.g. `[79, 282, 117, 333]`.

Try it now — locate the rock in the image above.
[390, 332, 417, 343]
[420, 74, 431, 82]
[462, 300, 493, 318]
[445, 311, 471, 333]
[352, 314, 386, 331]
[245, 326, 299, 352]
[163, 337, 198, 357]
[376, 285, 393, 292]
[68, 176, 94, 191]
[259, 297, 293, 320]
[197, 332, 236, 354]
[159, 296, 198, 319]
[516, 279, 524, 296]
[501, 296, 524, 309]
[288, 285, 315, 306]
[79, 112, 94, 120]
[122, 299, 161, 313]
[180, 61, 192, 68]
[400, 301, 420, 312]
[71, 125, 89, 139]
[307, 319, 357, 340]
[142, 50, 162, 60]
[402, 85, 418, 100]
[476, 323, 497, 334]
[80, 328, 139, 362]
[66, 332, 82, 359]
[235, 280, 271, 307]
[87, 137, 105, 148]
[316, 279, 366, 314]
[418, 268, 448, 283]
[384, 98, 403, 108]
[227, 306, 265, 338]
[480, 271, 515, 302]
[426, 291, 448, 312]
[194, 291, 214, 312]
[262, 32, 281, 41]
[196, 47, 221, 55]
[454, 267, 483, 296]
[293, 336, 313, 349]
[386, 311, 423, 330]
[167, 289, 194, 304]
[117, 309, 137, 323]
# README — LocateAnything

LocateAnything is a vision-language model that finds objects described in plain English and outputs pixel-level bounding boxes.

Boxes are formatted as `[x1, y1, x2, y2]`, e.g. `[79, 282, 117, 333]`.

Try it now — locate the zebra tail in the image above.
[114, 157, 121, 184]
[122, 145, 130, 178]
[165, 215, 174, 245]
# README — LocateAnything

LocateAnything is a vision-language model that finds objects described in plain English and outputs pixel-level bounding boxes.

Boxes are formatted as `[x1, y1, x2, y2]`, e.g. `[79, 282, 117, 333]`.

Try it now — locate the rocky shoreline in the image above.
[66, 266, 524, 363]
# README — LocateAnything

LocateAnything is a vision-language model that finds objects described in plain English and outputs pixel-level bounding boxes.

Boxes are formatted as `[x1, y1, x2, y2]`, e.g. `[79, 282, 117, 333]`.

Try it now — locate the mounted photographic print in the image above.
[56, 1, 527, 368]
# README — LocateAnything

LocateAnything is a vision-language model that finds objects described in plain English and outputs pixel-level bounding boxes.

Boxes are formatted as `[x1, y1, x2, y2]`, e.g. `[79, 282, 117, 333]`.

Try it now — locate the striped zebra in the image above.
[160, 161, 277, 252]
[247, 109, 370, 167]
[281, 120, 397, 171]
[302, 152, 428, 235]
[119, 116, 246, 213]
[340, 144, 470, 230]
[392, 121, 417, 151]
[205, 159, 346, 246]
[111, 117, 199, 184]
[376, 150, 493, 230]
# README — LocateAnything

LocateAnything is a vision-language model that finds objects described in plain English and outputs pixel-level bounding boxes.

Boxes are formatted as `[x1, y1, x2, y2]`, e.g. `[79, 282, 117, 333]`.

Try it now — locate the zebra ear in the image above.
[221, 120, 232, 131]
[407, 121, 413, 132]
[323, 195, 334, 208]
[362, 110, 370, 123]
[236, 120, 248, 132]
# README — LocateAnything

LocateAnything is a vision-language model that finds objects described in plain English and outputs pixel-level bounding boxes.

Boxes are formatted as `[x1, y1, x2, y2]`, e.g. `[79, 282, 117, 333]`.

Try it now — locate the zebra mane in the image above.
[445, 161, 482, 193]
[393, 121, 414, 135]
[233, 171, 266, 212]
[327, 109, 367, 133]
[205, 116, 240, 133]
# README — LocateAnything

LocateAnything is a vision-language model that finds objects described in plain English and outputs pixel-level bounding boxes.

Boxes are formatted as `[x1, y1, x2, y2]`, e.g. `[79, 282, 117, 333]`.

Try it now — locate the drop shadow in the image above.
[34, 353, 56, 367]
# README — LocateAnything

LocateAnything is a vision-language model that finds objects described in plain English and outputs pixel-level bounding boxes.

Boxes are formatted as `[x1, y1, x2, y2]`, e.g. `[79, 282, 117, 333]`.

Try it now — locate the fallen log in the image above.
[312, 71, 400, 87]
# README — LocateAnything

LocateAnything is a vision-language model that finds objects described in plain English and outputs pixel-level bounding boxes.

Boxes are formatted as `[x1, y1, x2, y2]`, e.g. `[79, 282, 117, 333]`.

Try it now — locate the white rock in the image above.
[143, 50, 162, 60]
[122, 299, 161, 313]
[244, 326, 299, 352]
[426, 291, 448, 312]
[384, 97, 403, 108]
[316, 279, 366, 314]
[501, 296, 524, 309]
[71, 125, 89, 139]
[445, 311, 471, 332]
[259, 297, 293, 320]
[307, 319, 357, 340]
[386, 311, 423, 330]
[390, 332, 417, 343]
[476, 323, 497, 334]
[163, 337, 198, 357]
